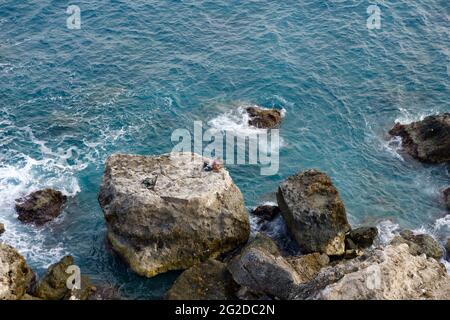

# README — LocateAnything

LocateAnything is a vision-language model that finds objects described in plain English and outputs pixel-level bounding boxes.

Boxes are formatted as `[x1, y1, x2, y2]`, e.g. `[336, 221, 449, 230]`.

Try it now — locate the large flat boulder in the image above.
[277, 170, 351, 256]
[98, 152, 250, 277]
[389, 113, 450, 163]
[0, 243, 35, 300]
[297, 244, 450, 300]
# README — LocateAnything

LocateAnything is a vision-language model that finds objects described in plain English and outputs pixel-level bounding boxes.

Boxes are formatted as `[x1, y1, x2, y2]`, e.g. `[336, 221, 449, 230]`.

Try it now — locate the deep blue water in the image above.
[0, 0, 449, 299]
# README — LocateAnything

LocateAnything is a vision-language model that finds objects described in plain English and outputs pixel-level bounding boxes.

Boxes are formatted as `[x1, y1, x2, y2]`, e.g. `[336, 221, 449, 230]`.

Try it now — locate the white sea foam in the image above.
[376, 219, 400, 245]
[393, 107, 438, 125]
[0, 127, 87, 266]
[207, 104, 286, 156]
[434, 215, 450, 233]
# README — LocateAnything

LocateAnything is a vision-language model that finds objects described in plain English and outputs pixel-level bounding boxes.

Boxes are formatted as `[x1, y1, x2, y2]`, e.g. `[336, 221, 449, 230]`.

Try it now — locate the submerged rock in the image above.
[296, 244, 450, 300]
[15, 189, 67, 225]
[166, 259, 237, 300]
[0, 243, 35, 300]
[34, 255, 93, 300]
[0, 223, 4, 236]
[277, 170, 351, 256]
[98, 152, 250, 277]
[246, 106, 282, 129]
[250, 204, 280, 222]
[227, 234, 328, 300]
[389, 113, 450, 163]
[390, 230, 443, 260]
[444, 187, 450, 209]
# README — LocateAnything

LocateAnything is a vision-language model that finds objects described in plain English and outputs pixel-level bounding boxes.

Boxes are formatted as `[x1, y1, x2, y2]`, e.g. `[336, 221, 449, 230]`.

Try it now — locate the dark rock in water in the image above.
[389, 113, 450, 163]
[98, 153, 250, 278]
[390, 230, 443, 260]
[166, 259, 238, 300]
[277, 169, 351, 256]
[34, 255, 93, 300]
[15, 189, 67, 225]
[246, 106, 282, 129]
[0, 223, 4, 235]
[227, 234, 328, 300]
[0, 243, 36, 300]
[251, 204, 280, 222]
[443, 187, 450, 209]
[445, 238, 450, 258]
[227, 234, 301, 300]
[346, 227, 378, 249]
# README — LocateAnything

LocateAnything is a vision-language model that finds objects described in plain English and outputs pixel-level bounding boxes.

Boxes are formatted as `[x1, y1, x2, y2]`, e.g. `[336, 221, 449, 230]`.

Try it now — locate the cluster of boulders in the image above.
[0, 186, 118, 300]
[95, 152, 449, 300]
[2, 112, 449, 300]
[0, 243, 97, 300]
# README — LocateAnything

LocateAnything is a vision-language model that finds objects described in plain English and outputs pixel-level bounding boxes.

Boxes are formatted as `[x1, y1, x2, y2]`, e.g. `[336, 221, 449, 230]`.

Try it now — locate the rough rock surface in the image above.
[228, 234, 328, 300]
[250, 204, 280, 222]
[390, 230, 443, 260]
[389, 113, 450, 163]
[246, 106, 282, 129]
[0, 243, 35, 300]
[346, 227, 378, 249]
[296, 244, 450, 300]
[445, 238, 450, 258]
[444, 187, 450, 209]
[15, 189, 67, 225]
[0, 223, 4, 235]
[277, 170, 351, 256]
[98, 152, 250, 277]
[166, 259, 237, 300]
[34, 255, 93, 300]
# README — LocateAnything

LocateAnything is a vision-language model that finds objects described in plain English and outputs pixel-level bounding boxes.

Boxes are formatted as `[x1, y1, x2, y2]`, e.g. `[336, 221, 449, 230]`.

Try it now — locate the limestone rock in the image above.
[390, 230, 443, 260]
[246, 106, 282, 129]
[166, 259, 237, 300]
[228, 234, 328, 300]
[0, 243, 35, 300]
[98, 152, 250, 277]
[250, 204, 280, 222]
[15, 189, 67, 225]
[389, 113, 450, 163]
[277, 169, 351, 256]
[227, 234, 301, 299]
[34, 255, 93, 300]
[445, 238, 450, 258]
[299, 244, 450, 300]
[0, 223, 4, 236]
[347, 227, 378, 249]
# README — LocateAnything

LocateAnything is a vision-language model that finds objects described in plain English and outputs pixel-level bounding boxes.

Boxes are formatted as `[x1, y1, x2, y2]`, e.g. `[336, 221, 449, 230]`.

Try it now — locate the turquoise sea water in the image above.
[0, 1, 449, 299]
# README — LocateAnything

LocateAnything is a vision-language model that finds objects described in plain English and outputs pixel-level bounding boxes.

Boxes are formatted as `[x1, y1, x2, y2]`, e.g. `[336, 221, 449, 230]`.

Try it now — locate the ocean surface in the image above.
[0, 0, 449, 299]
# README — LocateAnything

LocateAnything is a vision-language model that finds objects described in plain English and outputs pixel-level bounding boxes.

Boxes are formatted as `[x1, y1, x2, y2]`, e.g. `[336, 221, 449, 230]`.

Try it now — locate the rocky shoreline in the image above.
[1, 112, 450, 300]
